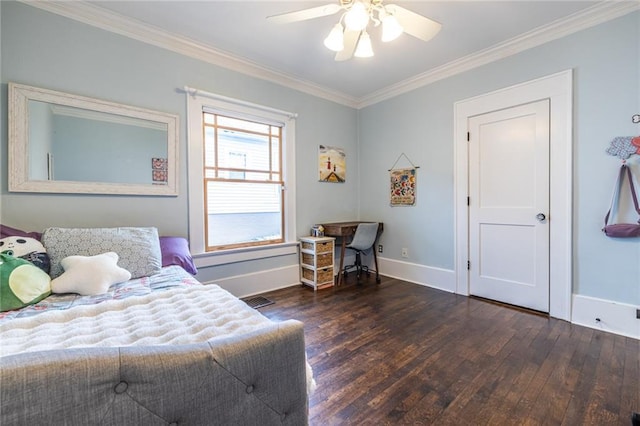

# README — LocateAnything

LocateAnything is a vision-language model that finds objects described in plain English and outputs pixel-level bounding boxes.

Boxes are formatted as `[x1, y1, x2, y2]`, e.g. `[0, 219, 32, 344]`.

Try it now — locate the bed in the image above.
[0, 226, 313, 425]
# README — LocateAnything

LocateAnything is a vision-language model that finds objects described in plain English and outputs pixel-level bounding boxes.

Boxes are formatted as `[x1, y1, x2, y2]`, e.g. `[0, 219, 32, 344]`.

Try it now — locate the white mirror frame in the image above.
[8, 82, 179, 196]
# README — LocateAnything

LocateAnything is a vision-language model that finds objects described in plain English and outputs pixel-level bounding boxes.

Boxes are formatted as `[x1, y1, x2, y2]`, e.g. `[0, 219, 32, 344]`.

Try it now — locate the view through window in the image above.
[203, 112, 284, 251]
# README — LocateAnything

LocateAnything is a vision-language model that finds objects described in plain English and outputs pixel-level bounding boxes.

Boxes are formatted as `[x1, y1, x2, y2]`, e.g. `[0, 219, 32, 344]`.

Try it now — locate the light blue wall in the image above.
[0, 2, 358, 280]
[359, 12, 640, 305]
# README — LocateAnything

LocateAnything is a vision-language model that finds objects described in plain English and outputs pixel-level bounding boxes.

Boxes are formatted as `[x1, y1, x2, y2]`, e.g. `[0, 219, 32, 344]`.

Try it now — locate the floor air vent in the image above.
[241, 296, 274, 309]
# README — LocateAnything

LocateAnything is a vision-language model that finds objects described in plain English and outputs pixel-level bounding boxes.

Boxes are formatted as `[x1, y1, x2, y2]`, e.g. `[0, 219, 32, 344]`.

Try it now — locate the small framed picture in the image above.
[318, 145, 345, 183]
[152, 157, 168, 183]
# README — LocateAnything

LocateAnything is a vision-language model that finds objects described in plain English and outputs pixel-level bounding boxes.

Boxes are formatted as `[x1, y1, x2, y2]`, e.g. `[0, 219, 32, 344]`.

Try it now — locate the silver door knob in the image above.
[536, 213, 546, 221]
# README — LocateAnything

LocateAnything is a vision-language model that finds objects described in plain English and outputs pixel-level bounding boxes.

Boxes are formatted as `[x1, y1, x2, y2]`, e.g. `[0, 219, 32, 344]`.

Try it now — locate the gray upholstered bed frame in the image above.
[0, 320, 308, 425]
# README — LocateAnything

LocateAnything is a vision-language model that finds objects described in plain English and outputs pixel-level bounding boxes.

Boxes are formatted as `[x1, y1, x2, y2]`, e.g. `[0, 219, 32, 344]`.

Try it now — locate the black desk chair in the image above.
[343, 222, 380, 284]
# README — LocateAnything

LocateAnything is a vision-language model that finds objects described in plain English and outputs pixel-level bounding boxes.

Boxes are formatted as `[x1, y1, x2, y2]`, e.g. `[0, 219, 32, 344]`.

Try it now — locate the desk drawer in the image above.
[322, 225, 351, 236]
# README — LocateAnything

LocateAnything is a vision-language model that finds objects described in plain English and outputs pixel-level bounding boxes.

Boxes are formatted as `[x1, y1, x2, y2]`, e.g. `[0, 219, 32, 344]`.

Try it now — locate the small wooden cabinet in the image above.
[299, 236, 335, 290]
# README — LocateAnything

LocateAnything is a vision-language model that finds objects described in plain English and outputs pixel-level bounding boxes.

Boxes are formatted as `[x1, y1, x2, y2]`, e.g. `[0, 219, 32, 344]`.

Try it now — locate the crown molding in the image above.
[357, 1, 640, 108]
[21, 1, 639, 110]
[21, 0, 360, 108]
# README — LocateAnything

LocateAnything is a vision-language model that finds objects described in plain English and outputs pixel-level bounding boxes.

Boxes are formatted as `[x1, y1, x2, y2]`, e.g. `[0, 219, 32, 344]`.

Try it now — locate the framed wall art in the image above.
[152, 157, 168, 183]
[318, 145, 345, 183]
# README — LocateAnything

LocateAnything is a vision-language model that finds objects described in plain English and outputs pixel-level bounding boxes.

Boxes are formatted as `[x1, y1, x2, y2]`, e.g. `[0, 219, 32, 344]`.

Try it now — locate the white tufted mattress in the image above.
[0, 268, 315, 392]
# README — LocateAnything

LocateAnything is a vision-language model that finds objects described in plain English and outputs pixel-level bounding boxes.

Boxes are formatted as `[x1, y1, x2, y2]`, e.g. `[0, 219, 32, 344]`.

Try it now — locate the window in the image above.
[186, 89, 297, 262]
[227, 152, 247, 180]
[203, 113, 283, 250]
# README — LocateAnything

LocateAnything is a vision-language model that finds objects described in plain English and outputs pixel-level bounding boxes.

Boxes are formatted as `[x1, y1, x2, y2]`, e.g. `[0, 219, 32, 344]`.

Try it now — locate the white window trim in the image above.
[185, 87, 297, 265]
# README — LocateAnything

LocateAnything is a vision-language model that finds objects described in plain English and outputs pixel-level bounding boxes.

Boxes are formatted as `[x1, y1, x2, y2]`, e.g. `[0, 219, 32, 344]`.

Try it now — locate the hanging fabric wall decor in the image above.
[390, 168, 417, 206]
[388, 153, 419, 206]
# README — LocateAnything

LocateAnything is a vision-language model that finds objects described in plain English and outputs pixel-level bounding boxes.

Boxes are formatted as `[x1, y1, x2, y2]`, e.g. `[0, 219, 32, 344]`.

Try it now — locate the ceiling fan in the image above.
[267, 0, 442, 61]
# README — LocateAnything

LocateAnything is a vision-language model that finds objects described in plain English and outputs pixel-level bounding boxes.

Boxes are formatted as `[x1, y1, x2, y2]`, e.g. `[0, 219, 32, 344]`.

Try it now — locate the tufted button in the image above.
[114, 381, 128, 394]
[169, 423, 178, 426]
[246, 385, 254, 394]
[280, 412, 287, 421]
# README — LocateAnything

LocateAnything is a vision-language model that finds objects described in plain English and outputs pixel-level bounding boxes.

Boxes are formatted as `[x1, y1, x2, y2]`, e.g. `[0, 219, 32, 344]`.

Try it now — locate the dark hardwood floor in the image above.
[258, 273, 639, 425]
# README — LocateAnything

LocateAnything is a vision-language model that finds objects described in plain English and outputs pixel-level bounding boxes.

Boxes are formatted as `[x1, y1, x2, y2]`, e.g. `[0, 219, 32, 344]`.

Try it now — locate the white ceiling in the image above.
[41, 1, 637, 106]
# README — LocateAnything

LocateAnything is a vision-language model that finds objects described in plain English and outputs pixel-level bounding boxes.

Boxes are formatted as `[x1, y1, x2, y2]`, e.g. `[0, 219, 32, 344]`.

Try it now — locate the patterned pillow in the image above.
[43, 227, 162, 279]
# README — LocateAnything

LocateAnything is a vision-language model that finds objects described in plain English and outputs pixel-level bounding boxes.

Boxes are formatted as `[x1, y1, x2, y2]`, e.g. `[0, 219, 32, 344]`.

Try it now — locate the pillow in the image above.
[0, 236, 50, 274]
[160, 236, 197, 275]
[0, 224, 42, 241]
[51, 252, 132, 296]
[0, 254, 51, 312]
[43, 227, 162, 279]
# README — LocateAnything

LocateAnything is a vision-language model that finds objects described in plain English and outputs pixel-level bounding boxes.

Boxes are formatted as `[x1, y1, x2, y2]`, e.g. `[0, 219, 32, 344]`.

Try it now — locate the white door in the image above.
[468, 99, 550, 312]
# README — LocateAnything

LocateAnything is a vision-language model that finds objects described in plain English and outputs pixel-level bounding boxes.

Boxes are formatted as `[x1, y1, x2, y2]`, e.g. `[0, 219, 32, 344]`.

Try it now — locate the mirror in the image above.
[8, 82, 179, 195]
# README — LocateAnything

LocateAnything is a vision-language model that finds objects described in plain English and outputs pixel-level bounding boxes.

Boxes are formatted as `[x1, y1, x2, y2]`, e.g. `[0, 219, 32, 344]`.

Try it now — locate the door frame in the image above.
[453, 70, 573, 320]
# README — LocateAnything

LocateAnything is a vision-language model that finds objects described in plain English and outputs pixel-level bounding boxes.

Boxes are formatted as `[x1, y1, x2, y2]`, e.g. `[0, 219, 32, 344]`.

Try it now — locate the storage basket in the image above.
[316, 253, 332, 268]
[302, 267, 314, 281]
[316, 241, 333, 253]
[302, 267, 333, 284]
[301, 253, 314, 266]
[301, 240, 333, 253]
[302, 252, 331, 267]
[317, 268, 333, 283]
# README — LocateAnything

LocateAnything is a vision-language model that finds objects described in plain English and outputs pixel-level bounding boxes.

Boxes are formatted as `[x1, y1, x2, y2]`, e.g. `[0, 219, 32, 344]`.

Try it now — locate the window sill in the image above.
[192, 241, 299, 268]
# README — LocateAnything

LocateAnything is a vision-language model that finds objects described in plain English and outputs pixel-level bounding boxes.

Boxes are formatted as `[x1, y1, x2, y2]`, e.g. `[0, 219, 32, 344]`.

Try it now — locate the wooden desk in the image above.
[321, 221, 383, 286]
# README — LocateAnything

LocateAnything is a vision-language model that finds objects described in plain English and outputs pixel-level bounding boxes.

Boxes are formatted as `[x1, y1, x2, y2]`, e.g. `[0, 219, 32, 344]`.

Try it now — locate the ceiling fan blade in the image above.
[386, 5, 442, 42]
[334, 29, 361, 61]
[267, 4, 342, 24]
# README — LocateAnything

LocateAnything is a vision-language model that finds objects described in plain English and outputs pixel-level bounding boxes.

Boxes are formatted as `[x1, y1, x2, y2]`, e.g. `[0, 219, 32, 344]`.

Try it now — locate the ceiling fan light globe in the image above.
[344, 1, 369, 31]
[381, 15, 403, 42]
[354, 31, 374, 58]
[324, 23, 345, 51]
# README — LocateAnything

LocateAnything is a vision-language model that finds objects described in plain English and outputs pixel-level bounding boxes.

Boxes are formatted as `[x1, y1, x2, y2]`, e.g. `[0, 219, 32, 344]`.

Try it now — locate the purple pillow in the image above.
[159, 236, 197, 275]
[1, 225, 42, 241]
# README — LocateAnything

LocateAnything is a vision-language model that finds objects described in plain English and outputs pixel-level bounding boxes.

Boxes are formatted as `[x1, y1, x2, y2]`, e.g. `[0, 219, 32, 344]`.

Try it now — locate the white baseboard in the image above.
[571, 294, 640, 339]
[202, 257, 456, 298]
[377, 257, 456, 293]
[200, 264, 301, 298]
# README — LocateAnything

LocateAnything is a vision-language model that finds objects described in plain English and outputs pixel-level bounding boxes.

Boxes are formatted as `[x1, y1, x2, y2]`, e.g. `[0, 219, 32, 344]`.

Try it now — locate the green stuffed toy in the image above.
[0, 253, 51, 312]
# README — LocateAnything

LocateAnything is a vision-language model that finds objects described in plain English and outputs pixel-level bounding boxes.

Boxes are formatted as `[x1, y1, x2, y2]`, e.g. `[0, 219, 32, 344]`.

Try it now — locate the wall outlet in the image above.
[401, 248, 408, 258]
[636, 308, 640, 319]
[378, 244, 383, 253]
